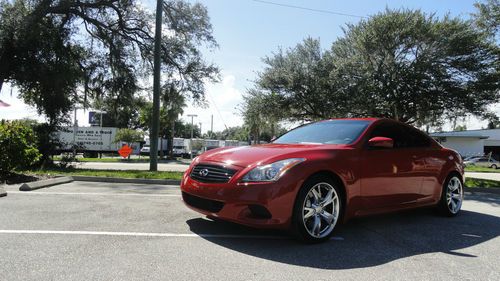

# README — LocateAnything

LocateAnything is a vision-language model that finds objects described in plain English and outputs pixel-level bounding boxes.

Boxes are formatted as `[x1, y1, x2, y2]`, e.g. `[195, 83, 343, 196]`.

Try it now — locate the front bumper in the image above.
[180, 164, 301, 229]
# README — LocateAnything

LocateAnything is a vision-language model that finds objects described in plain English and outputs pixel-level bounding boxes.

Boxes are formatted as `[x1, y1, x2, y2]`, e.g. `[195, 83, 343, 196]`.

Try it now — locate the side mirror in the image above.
[368, 136, 394, 149]
[270, 136, 277, 142]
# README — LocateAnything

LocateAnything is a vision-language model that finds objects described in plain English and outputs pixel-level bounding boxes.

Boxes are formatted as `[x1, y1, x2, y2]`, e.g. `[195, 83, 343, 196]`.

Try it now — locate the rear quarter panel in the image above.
[421, 147, 464, 204]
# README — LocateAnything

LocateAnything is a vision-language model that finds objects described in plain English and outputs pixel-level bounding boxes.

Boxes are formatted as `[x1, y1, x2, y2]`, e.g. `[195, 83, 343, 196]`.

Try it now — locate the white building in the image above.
[431, 129, 500, 159]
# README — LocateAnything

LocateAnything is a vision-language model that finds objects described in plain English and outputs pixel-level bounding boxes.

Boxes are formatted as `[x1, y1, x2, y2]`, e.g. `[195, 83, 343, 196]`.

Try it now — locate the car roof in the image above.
[327, 117, 380, 122]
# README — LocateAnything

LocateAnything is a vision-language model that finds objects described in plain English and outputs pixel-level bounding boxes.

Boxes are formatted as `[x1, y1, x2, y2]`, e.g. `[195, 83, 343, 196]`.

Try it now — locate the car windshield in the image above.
[274, 120, 371, 145]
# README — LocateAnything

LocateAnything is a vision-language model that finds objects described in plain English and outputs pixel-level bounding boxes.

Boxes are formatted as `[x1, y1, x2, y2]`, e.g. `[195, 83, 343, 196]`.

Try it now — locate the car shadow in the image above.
[186, 207, 500, 269]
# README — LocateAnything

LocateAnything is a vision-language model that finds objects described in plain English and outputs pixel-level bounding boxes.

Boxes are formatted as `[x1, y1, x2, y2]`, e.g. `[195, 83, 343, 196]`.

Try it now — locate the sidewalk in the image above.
[465, 172, 500, 181]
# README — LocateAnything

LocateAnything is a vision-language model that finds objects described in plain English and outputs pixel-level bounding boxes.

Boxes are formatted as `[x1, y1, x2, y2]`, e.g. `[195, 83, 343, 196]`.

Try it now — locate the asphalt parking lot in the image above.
[0, 182, 499, 281]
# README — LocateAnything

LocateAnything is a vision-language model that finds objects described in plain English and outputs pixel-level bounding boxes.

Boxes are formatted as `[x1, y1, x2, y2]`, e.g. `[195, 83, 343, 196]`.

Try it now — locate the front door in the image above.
[360, 122, 425, 209]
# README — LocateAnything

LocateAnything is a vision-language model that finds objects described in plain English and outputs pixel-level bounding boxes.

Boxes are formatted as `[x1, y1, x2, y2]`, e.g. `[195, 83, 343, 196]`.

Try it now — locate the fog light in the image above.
[248, 204, 272, 219]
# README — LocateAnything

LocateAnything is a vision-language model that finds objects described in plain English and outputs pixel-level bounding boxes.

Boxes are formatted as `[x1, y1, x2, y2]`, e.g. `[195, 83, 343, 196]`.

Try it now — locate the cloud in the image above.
[181, 73, 245, 133]
[0, 84, 44, 122]
[2, 78, 497, 133]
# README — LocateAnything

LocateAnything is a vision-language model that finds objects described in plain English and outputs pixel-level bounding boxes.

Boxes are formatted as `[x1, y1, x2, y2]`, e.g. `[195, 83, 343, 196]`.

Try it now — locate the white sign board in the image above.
[56, 127, 118, 151]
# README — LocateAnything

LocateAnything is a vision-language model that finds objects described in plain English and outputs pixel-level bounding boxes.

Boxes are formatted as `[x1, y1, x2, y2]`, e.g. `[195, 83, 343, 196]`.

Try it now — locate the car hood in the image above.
[196, 143, 347, 168]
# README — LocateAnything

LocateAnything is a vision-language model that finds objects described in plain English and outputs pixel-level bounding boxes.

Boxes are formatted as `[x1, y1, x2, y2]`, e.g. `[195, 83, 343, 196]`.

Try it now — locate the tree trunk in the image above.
[393, 104, 399, 121]
[127, 142, 131, 160]
[159, 138, 163, 159]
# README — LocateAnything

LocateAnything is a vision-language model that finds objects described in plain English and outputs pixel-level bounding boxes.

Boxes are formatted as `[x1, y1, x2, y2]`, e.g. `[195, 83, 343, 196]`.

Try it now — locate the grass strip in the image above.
[464, 166, 500, 173]
[22, 168, 183, 180]
[464, 177, 500, 188]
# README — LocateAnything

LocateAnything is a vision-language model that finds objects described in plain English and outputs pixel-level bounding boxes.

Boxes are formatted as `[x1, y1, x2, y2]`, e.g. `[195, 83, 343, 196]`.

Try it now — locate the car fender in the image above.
[282, 151, 361, 221]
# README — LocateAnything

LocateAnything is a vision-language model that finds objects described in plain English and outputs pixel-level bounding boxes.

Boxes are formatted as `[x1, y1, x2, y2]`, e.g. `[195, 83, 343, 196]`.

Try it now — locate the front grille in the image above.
[190, 164, 237, 183]
[182, 192, 224, 213]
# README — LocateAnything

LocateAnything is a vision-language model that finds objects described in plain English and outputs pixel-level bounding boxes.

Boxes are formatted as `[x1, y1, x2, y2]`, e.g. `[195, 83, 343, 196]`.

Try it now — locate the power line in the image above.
[207, 91, 229, 131]
[251, 0, 366, 19]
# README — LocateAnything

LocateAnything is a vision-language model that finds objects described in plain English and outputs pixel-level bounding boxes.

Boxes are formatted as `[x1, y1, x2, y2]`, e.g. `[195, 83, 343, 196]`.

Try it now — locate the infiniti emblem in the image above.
[199, 169, 209, 177]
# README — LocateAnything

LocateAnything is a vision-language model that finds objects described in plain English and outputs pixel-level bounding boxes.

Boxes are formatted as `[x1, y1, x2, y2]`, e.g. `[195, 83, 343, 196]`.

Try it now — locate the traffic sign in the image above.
[118, 144, 133, 158]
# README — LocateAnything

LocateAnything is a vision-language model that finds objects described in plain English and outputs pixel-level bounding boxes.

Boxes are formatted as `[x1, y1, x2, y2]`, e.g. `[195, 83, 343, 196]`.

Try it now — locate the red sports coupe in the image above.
[181, 118, 464, 242]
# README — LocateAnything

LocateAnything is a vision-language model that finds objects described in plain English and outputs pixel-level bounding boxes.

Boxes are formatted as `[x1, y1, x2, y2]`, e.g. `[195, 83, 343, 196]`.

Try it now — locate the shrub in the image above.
[0, 120, 41, 177]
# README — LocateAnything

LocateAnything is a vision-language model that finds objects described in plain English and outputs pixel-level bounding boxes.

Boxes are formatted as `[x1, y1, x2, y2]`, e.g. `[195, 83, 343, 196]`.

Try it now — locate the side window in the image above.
[404, 127, 431, 148]
[369, 123, 407, 148]
[369, 123, 430, 149]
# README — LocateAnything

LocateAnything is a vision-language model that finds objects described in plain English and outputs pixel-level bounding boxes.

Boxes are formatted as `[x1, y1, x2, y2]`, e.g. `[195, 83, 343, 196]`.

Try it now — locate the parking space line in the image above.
[7, 191, 181, 197]
[0, 230, 283, 239]
[0, 230, 344, 241]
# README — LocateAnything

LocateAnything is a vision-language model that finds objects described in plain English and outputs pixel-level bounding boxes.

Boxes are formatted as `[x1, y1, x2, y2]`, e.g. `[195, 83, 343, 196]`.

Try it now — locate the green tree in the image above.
[474, 0, 500, 39]
[241, 90, 288, 143]
[163, 85, 186, 158]
[258, 38, 341, 122]
[0, 0, 219, 127]
[114, 128, 144, 145]
[95, 95, 147, 129]
[138, 87, 185, 158]
[332, 9, 499, 124]
[0, 0, 153, 124]
[0, 120, 41, 177]
[254, 9, 500, 126]
[208, 126, 250, 142]
[180, 122, 201, 139]
[139, 103, 168, 134]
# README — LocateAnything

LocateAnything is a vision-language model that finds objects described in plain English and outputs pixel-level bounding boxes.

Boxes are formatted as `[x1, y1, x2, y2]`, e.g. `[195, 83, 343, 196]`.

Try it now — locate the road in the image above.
[0, 182, 499, 281]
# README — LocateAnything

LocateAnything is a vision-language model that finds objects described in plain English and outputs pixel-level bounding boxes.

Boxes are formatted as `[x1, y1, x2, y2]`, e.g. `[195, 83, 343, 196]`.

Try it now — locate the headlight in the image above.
[241, 158, 306, 182]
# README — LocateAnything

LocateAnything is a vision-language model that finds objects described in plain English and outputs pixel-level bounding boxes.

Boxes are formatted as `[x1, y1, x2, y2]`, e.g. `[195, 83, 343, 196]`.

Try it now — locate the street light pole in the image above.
[150, 0, 163, 172]
[73, 107, 78, 157]
[187, 114, 197, 159]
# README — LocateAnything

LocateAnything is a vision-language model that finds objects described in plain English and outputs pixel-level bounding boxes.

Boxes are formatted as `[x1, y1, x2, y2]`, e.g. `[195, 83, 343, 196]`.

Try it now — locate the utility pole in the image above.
[187, 114, 197, 159]
[210, 114, 213, 138]
[73, 107, 78, 157]
[149, 0, 163, 171]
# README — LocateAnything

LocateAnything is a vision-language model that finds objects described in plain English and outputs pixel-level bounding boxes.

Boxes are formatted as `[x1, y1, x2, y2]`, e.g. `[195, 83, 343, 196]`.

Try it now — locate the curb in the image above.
[0, 186, 6, 197]
[464, 187, 500, 195]
[19, 177, 74, 191]
[71, 176, 181, 185]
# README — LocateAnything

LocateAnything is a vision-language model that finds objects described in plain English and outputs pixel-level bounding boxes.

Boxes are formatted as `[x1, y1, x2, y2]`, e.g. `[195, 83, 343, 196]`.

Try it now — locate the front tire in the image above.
[291, 175, 342, 243]
[491, 164, 497, 169]
[438, 175, 463, 216]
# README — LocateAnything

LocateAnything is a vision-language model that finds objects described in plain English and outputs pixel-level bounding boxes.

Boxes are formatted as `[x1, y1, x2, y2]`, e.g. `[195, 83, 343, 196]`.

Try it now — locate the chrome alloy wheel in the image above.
[446, 176, 463, 214]
[302, 182, 340, 239]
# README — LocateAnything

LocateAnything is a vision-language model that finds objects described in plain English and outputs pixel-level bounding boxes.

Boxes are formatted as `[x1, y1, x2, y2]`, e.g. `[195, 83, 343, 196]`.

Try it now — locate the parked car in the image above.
[463, 156, 481, 162]
[181, 118, 464, 243]
[464, 157, 500, 169]
[140, 145, 150, 156]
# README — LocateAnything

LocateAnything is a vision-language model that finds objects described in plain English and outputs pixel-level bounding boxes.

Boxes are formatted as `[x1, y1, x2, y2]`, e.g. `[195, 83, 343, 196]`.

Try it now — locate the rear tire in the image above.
[291, 175, 343, 243]
[437, 175, 463, 217]
[491, 164, 497, 169]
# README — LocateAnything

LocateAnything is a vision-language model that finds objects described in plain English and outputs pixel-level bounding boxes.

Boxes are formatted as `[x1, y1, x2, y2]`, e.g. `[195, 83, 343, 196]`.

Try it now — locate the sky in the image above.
[0, 0, 494, 132]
